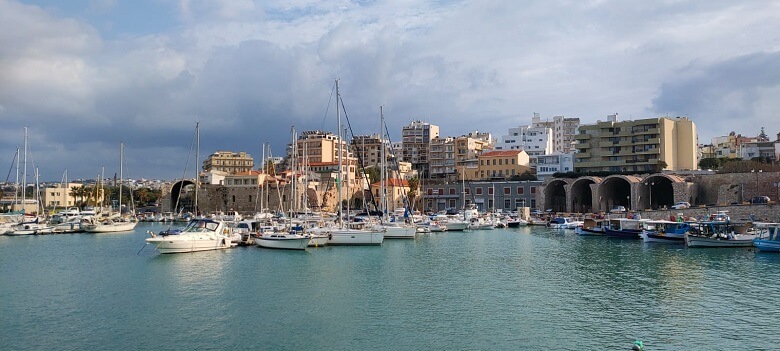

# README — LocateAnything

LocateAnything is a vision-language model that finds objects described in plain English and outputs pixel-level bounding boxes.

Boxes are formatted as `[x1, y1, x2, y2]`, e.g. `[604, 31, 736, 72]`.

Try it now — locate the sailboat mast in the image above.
[14, 147, 19, 207]
[336, 80, 343, 222]
[195, 121, 200, 216]
[380, 106, 386, 221]
[119, 142, 123, 214]
[22, 127, 27, 212]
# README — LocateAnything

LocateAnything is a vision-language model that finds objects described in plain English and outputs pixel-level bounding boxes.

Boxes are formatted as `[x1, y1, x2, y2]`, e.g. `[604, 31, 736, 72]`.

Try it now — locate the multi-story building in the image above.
[533, 152, 574, 180]
[40, 182, 105, 209]
[495, 124, 553, 156]
[351, 134, 389, 168]
[401, 120, 439, 178]
[573, 115, 698, 173]
[429, 137, 455, 179]
[370, 178, 410, 213]
[292, 130, 351, 165]
[531, 113, 580, 154]
[454, 131, 494, 179]
[202, 151, 254, 174]
[474, 150, 532, 180]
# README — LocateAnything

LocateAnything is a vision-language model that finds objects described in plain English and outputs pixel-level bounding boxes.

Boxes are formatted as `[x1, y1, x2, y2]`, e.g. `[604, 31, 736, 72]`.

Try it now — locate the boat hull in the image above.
[575, 227, 605, 236]
[382, 225, 417, 239]
[146, 234, 232, 253]
[328, 230, 384, 246]
[753, 240, 780, 252]
[256, 236, 309, 250]
[85, 222, 138, 233]
[604, 227, 642, 239]
[685, 234, 755, 248]
[641, 231, 685, 243]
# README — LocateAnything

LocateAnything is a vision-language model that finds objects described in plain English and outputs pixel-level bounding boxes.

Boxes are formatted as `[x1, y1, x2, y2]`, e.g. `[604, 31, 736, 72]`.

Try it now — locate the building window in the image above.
[476, 188, 483, 195]
[232, 195, 236, 203]
[504, 199, 511, 209]
[449, 188, 456, 195]
[488, 187, 494, 195]
[531, 187, 536, 194]
[504, 187, 510, 195]
[438, 188, 444, 195]
[427, 188, 433, 195]
[517, 187, 524, 195]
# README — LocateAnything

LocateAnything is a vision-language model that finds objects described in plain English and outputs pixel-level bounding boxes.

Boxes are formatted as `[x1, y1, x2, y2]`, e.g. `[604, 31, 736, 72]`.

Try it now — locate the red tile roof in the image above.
[480, 150, 523, 157]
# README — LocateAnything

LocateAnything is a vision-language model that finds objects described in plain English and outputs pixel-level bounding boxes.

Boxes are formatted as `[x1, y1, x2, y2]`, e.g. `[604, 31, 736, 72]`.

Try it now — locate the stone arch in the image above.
[597, 175, 641, 212]
[640, 174, 688, 209]
[170, 179, 197, 214]
[570, 176, 601, 214]
[543, 179, 569, 212]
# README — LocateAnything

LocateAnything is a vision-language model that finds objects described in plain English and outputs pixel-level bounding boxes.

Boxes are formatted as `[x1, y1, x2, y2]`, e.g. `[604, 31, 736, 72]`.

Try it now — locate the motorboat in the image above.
[605, 218, 650, 239]
[753, 223, 780, 252]
[548, 217, 582, 229]
[640, 220, 690, 243]
[145, 218, 234, 254]
[575, 218, 607, 236]
[684, 221, 756, 248]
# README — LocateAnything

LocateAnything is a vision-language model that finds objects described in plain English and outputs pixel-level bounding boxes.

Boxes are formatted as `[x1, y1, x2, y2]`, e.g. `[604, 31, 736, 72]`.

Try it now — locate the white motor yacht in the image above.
[146, 218, 234, 254]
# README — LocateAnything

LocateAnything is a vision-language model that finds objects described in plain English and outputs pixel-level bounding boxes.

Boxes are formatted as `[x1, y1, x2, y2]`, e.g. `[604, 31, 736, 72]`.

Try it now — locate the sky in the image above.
[1, 0, 779, 182]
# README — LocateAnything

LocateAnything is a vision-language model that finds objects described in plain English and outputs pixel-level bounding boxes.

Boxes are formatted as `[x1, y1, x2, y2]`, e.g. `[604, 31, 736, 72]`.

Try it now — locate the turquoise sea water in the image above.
[2, 223, 780, 350]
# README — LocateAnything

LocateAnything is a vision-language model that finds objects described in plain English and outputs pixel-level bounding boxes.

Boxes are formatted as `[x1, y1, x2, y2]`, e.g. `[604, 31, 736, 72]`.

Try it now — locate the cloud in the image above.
[1, 0, 780, 180]
[651, 51, 780, 141]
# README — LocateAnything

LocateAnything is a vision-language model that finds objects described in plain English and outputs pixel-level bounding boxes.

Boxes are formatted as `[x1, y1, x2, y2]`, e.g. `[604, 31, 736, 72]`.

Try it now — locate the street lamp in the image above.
[644, 181, 655, 210]
[626, 195, 630, 210]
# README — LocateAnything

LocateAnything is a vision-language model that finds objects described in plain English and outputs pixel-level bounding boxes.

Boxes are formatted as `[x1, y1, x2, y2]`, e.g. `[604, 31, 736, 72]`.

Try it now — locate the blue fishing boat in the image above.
[753, 223, 780, 252]
[604, 218, 649, 239]
[641, 220, 691, 243]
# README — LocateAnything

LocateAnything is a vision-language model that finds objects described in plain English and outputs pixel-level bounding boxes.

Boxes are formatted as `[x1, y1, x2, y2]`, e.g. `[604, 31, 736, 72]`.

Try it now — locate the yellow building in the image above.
[573, 115, 698, 173]
[40, 182, 105, 209]
[472, 150, 531, 180]
[203, 151, 254, 174]
[370, 178, 410, 212]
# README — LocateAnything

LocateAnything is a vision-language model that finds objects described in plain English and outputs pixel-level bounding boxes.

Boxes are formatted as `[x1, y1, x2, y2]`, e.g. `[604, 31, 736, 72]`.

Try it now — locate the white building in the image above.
[533, 152, 574, 180]
[531, 113, 580, 154]
[495, 124, 553, 156]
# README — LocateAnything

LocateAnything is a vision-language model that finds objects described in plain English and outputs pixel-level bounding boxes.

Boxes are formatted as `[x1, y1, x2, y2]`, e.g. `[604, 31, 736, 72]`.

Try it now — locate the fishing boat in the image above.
[640, 220, 691, 243]
[548, 217, 581, 229]
[604, 218, 650, 239]
[575, 218, 607, 236]
[753, 223, 780, 252]
[146, 218, 234, 253]
[684, 221, 756, 248]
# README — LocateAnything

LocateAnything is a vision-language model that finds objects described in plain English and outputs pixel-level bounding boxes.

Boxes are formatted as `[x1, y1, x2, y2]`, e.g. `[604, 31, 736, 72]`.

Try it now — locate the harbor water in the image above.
[2, 222, 780, 350]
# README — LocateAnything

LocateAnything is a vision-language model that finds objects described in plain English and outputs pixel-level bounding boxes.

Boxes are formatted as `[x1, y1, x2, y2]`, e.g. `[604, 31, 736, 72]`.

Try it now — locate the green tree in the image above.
[406, 177, 420, 211]
[518, 170, 537, 181]
[364, 166, 381, 184]
[699, 157, 720, 170]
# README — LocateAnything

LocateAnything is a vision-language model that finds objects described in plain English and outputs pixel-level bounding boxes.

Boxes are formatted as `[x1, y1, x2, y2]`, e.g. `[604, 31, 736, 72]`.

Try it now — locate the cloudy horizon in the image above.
[1, 0, 779, 181]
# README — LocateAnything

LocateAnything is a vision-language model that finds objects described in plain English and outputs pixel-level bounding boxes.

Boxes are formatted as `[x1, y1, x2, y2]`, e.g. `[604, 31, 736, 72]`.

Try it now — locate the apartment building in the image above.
[401, 120, 439, 178]
[202, 151, 254, 174]
[573, 115, 697, 173]
[429, 137, 455, 179]
[531, 113, 580, 154]
[474, 150, 532, 180]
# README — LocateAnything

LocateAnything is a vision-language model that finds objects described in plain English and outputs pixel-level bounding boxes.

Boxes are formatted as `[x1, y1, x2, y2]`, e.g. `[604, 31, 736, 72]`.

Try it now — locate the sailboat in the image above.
[373, 106, 415, 239]
[145, 122, 235, 253]
[7, 128, 54, 235]
[85, 142, 138, 233]
[254, 127, 311, 250]
[308, 80, 383, 246]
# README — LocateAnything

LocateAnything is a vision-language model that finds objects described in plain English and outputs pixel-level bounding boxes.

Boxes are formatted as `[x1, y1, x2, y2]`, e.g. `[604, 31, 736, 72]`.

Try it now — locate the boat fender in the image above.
[631, 340, 644, 351]
[328, 233, 332, 240]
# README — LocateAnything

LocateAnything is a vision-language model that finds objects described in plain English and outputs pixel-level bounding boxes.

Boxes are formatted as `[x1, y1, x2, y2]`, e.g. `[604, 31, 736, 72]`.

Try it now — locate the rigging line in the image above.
[319, 82, 337, 131]
[338, 95, 379, 213]
[4, 147, 19, 184]
[173, 124, 198, 217]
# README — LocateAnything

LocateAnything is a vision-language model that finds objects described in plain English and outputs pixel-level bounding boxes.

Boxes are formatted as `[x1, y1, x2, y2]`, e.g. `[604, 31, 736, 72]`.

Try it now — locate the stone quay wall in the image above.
[635, 203, 779, 223]
[688, 171, 780, 205]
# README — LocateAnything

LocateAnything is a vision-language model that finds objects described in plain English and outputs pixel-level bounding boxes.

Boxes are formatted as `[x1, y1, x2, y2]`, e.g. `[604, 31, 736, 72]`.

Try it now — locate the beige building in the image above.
[294, 130, 351, 165]
[429, 137, 455, 178]
[532, 113, 580, 154]
[40, 182, 106, 209]
[574, 115, 698, 173]
[351, 134, 389, 168]
[401, 120, 439, 178]
[370, 178, 410, 213]
[470, 150, 532, 180]
[203, 151, 254, 174]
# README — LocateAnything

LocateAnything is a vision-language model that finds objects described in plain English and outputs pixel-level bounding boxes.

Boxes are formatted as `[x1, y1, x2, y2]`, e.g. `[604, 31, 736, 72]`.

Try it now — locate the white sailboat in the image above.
[255, 127, 310, 250]
[310, 80, 383, 246]
[374, 106, 415, 239]
[85, 142, 138, 233]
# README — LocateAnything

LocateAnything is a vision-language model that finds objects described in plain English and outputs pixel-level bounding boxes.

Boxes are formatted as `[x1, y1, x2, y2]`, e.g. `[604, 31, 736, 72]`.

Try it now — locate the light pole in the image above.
[644, 181, 654, 210]
[626, 195, 630, 210]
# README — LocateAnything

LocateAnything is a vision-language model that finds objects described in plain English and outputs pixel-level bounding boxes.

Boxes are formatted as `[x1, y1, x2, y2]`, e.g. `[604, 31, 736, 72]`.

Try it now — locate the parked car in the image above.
[750, 196, 770, 204]
[671, 202, 691, 209]
[610, 205, 626, 213]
